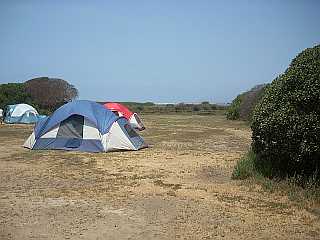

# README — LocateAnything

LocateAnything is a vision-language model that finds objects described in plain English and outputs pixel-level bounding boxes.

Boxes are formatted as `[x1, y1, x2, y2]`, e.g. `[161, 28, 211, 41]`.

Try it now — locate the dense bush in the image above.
[226, 94, 244, 120]
[239, 84, 268, 121]
[0, 83, 35, 110]
[226, 84, 268, 121]
[251, 44, 320, 179]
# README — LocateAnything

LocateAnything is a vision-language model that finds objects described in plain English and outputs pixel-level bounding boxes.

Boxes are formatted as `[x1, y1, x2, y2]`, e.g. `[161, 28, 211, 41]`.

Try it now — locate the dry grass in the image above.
[0, 114, 319, 240]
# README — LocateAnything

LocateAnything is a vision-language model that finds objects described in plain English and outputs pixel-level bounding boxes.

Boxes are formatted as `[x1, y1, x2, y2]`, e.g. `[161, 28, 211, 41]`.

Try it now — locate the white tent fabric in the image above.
[129, 113, 145, 130]
[104, 121, 135, 151]
[23, 132, 36, 149]
[11, 104, 38, 117]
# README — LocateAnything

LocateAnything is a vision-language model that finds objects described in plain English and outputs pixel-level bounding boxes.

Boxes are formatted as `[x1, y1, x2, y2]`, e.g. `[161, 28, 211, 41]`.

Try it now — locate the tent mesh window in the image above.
[124, 124, 139, 138]
[134, 114, 144, 127]
[112, 111, 120, 116]
[25, 111, 35, 117]
[57, 114, 84, 139]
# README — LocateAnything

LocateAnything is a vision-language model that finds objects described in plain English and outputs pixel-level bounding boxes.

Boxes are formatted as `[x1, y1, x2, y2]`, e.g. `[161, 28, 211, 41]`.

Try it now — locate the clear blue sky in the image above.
[1, 1, 319, 103]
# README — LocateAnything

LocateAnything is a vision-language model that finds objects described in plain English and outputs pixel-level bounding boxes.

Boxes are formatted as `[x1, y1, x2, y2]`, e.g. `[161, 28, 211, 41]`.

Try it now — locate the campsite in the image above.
[1, 113, 319, 239]
[1, 1, 320, 239]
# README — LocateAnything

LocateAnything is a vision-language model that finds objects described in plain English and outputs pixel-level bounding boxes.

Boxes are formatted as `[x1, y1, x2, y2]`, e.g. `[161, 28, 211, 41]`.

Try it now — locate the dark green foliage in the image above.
[232, 150, 320, 205]
[239, 84, 268, 121]
[251, 44, 320, 180]
[226, 94, 244, 120]
[0, 83, 35, 109]
[226, 84, 268, 121]
[193, 105, 200, 111]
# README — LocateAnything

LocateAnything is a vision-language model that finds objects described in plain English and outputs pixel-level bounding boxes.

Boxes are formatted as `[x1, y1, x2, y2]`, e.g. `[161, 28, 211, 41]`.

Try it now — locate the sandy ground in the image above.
[0, 114, 319, 240]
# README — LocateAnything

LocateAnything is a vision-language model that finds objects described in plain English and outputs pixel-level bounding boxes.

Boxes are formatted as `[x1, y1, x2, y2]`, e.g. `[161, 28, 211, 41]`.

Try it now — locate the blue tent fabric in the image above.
[4, 104, 43, 124]
[32, 138, 104, 152]
[5, 114, 38, 124]
[34, 100, 119, 139]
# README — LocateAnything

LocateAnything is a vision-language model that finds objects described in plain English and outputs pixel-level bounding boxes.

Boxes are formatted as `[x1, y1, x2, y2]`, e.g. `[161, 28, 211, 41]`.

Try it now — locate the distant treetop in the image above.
[25, 77, 78, 110]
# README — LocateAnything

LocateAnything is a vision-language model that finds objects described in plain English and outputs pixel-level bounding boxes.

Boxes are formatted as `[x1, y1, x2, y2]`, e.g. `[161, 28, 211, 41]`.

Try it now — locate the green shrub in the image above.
[193, 105, 200, 111]
[227, 84, 268, 121]
[232, 150, 256, 180]
[0, 83, 35, 109]
[226, 94, 244, 120]
[232, 151, 320, 205]
[238, 84, 268, 121]
[251, 44, 320, 179]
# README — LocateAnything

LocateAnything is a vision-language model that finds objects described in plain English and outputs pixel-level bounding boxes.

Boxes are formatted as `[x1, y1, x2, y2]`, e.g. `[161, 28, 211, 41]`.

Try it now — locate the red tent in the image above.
[104, 102, 133, 119]
[103, 102, 145, 131]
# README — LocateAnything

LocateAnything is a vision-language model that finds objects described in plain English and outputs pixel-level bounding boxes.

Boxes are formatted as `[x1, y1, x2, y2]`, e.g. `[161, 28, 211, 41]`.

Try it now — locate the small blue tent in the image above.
[24, 100, 147, 153]
[4, 103, 45, 124]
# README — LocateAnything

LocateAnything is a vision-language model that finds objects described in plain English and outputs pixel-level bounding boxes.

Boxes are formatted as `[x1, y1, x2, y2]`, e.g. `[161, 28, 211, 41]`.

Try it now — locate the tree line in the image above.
[121, 101, 226, 114]
[0, 77, 78, 114]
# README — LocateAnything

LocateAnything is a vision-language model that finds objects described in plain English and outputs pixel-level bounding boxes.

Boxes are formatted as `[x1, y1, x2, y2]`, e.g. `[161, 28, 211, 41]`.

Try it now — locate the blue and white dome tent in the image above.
[23, 100, 148, 153]
[4, 103, 45, 124]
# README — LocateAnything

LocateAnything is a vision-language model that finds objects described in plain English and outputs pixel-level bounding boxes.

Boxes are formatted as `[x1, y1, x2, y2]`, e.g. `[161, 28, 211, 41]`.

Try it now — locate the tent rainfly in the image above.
[103, 102, 145, 131]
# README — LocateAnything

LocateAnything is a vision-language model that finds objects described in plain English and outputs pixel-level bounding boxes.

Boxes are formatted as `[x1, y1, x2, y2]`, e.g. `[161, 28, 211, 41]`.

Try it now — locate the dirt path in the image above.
[0, 115, 319, 239]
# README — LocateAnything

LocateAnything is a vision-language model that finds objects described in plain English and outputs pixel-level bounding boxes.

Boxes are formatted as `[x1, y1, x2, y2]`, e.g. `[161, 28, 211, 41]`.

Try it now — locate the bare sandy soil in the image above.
[0, 114, 319, 239]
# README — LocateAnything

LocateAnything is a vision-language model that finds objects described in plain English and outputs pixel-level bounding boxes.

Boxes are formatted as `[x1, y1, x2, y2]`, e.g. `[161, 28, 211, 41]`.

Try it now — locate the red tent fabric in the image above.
[103, 102, 133, 120]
